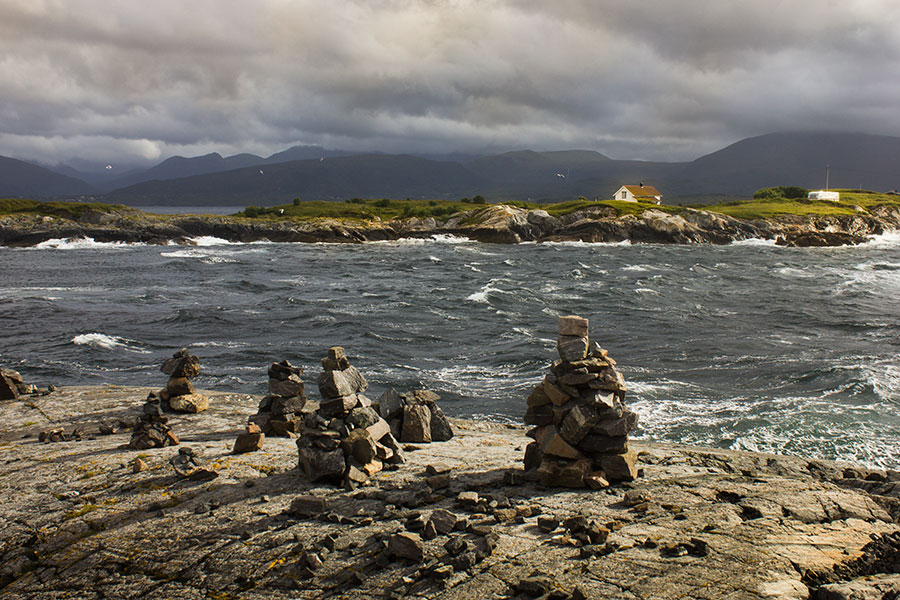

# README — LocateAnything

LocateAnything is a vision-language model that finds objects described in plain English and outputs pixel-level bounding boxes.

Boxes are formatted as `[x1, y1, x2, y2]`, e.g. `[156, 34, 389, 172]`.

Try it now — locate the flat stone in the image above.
[591, 410, 639, 437]
[557, 458, 593, 488]
[542, 378, 571, 406]
[268, 360, 303, 380]
[524, 404, 554, 426]
[558, 315, 589, 337]
[289, 495, 328, 517]
[539, 427, 583, 460]
[268, 376, 305, 398]
[366, 417, 392, 442]
[387, 532, 424, 562]
[557, 335, 589, 362]
[526, 384, 552, 408]
[166, 377, 195, 396]
[168, 393, 209, 413]
[405, 389, 441, 405]
[319, 395, 358, 418]
[317, 370, 353, 399]
[559, 403, 599, 445]
[577, 434, 628, 455]
[270, 395, 306, 418]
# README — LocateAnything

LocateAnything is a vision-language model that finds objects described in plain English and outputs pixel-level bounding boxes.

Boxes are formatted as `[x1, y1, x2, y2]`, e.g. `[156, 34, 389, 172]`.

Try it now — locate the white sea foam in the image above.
[730, 237, 778, 246]
[622, 264, 650, 272]
[371, 234, 473, 246]
[863, 229, 900, 247]
[34, 237, 135, 249]
[72, 333, 149, 353]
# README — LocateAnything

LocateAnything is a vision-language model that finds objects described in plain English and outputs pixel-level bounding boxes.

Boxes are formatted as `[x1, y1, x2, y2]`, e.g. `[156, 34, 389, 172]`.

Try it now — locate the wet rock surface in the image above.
[3, 385, 900, 599]
[3, 204, 899, 248]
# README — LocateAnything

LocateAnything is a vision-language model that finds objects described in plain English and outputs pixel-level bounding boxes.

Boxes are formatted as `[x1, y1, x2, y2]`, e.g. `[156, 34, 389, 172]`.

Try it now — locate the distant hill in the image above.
[6, 132, 900, 204]
[0, 156, 94, 197]
[104, 154, 490, 205]
[677, 132, 900, 196]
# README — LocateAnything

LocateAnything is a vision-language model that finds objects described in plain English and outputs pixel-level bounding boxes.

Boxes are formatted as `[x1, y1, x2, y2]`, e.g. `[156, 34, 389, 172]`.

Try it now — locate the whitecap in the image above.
[864, 229, 900, 247]
[730, 237, 778, 246]
[35, 237, 135, 249]
[72, 333, 150, 353]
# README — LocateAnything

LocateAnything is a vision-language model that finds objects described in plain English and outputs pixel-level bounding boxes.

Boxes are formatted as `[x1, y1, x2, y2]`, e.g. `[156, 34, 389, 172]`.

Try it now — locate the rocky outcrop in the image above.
[4, 385, 900, 599]
[3, 202, 899, 247]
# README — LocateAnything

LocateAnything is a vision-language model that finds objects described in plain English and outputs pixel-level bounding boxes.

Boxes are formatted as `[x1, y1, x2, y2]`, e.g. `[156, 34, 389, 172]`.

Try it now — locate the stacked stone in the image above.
[159, 349, 209, 413]
[376, 389, 454, 443]
[251, 360, 311, 436]
[297, 347, 403, 488]
[523, 316, 639, 488]
[129, 392, 179, 449]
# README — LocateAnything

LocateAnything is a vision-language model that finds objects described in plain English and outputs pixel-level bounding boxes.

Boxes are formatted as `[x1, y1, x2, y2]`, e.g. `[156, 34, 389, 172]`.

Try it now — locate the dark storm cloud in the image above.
[1, 0, 899, 167]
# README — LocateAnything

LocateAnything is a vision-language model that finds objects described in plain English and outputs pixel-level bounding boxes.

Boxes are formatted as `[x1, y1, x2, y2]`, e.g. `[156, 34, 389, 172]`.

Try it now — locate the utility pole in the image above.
[825, 165, 830, 191]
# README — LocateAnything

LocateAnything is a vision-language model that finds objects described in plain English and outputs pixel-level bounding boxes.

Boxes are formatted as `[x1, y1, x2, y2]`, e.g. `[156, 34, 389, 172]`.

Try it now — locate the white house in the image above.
[807, 190, 840, 202]
[613, 183, 662, 204]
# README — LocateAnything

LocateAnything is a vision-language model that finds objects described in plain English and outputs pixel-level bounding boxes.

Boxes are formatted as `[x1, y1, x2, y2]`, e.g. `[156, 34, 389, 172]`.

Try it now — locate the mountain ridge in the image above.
[4, 131, 900, 205]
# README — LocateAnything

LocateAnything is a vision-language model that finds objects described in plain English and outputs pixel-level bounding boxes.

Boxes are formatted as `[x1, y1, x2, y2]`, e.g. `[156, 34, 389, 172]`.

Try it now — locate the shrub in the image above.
[293, 198, 301, 206]
[374, 199, 390, 208]
[753, 186, 808, 200]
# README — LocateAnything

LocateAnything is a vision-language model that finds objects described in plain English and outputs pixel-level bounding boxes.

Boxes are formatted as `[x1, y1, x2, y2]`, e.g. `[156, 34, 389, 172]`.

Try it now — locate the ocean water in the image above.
[2, 232, 900, 468]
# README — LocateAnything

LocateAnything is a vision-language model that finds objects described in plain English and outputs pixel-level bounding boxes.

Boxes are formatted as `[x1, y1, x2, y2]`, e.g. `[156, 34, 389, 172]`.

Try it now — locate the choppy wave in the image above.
[35, 237, 136, 249]
[72, 333, 150, 353]
[730, 237, 778, 246]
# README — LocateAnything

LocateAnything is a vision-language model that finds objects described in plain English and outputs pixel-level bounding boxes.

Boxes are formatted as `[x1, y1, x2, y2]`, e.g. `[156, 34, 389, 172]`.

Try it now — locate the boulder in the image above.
[161, 349, 200, 378]
[0, 373, 19, 401]
[317, 370, 353, 399]
[342, 366, 368, 394]
[270, 395, 306, 419]
[168, 393, 209, 413]
[599, 448, 638, 481]
[401, 405, 432, 443]
[345, 406, 381, 430]
[428, 403, 454, 441]
[298, 446, 346, 482]
[377, 388, 405, 420]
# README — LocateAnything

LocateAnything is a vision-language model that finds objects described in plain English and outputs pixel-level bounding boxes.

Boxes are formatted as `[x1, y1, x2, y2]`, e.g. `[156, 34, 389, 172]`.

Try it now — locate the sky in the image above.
[2, 0, 900, 170]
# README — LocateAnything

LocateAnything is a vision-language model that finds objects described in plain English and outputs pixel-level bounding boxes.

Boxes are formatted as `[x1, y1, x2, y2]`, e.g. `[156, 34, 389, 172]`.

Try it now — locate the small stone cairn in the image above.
[297, 347, 404, 488]
[159, 348, 209, 413]
[523, 315, 639, 488]
[251, 360, 311, 437]
[376, 388, 454, 443]
[129, 391, 179, 449]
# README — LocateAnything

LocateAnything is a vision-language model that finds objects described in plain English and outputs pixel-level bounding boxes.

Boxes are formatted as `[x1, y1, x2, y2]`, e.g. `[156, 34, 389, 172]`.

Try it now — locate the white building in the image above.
[807, 190, 840, 202]
[613, 184, 662, 204]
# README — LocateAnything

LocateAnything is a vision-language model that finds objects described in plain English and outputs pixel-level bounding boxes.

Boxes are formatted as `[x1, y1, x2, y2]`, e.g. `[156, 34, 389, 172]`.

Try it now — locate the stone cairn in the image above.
[0, 368, 25, 401]
[523, 315, 639, 488]
[159, 348, 209, 413]
[377, 388, 454, 443]
[129, 391, 179, 449]
[251, 360, 311, 437]
[297, 347, 404, 488]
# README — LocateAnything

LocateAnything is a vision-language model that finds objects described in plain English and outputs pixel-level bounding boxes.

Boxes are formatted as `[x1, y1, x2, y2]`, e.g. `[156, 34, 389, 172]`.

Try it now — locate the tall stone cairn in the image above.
[159, 348, 209, 413]
[297, 347, 403, 488]
[251, 360, 311, 436]
[523, 316, 640, 488]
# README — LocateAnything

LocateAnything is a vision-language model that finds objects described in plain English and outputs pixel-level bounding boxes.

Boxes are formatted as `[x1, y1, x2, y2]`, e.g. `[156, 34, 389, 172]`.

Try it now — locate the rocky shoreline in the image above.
[3, 384, 900, 599]
[2, 203, 900, 247]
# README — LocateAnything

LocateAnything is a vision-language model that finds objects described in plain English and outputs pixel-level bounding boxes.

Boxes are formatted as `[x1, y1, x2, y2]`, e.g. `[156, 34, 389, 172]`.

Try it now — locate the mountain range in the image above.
[3, 132, 900, 206]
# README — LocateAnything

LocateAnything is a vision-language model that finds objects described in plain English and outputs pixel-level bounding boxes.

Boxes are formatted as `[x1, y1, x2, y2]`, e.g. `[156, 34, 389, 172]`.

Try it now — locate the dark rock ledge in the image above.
[2, 204, 900, 247]
[3, 385, 900, 599]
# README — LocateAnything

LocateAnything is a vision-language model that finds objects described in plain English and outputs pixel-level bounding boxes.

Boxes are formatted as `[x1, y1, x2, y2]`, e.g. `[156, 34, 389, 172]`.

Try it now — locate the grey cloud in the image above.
[1, 0, 899, 168]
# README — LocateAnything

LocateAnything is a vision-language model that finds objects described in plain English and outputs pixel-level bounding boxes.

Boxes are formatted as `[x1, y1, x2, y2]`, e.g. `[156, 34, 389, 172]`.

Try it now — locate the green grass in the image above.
[237, 198, 487, 221]
[704, 190, 900, 220]
[0, 198, 132, 220]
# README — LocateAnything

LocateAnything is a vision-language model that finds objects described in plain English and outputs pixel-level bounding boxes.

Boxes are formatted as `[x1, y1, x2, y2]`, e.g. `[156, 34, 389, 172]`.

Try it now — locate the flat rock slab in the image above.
[1, 386, 899, 599]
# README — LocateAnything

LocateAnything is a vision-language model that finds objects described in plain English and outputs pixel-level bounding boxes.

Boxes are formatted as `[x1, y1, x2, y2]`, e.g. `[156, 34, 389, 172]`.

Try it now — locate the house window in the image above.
[621, 190, 627, 199]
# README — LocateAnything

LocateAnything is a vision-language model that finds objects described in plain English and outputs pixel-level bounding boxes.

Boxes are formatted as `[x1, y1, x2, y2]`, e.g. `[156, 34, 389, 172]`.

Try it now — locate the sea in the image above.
[2, 230, 900, 468]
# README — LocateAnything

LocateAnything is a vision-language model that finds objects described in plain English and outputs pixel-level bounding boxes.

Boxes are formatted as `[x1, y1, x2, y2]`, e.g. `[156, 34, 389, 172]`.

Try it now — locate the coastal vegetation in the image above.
[2, 189, 900, 227]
